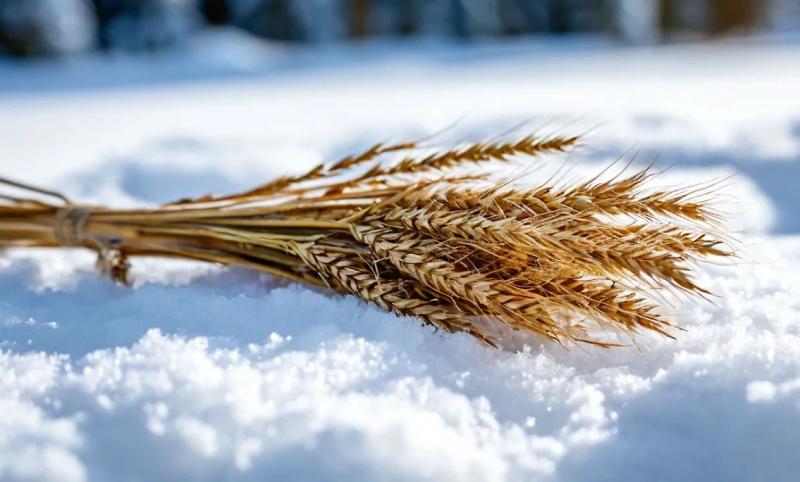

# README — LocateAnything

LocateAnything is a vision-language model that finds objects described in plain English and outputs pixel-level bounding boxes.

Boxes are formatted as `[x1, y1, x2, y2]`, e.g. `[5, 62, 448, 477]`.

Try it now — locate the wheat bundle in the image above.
[0, 132, 730, 348]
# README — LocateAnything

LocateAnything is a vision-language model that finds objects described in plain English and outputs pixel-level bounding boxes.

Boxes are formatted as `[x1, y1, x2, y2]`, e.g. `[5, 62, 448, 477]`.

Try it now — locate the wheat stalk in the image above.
[0, 131, 731, 349]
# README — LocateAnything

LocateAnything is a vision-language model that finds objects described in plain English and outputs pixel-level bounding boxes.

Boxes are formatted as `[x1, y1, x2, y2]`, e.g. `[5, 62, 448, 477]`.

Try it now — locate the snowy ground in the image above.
[2, 32, 800, 482]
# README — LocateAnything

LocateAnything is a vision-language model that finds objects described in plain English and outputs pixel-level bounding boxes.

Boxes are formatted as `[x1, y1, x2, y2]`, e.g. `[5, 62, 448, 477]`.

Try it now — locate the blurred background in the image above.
[1, 0, 799, 57]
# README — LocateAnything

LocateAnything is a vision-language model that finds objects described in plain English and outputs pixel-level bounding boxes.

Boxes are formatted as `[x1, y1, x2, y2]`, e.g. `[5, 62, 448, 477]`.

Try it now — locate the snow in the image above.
[2, 34, 800, 481]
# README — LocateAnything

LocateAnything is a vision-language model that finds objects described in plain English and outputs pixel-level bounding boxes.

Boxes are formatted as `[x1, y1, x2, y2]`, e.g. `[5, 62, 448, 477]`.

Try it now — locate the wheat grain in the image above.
[0, 130, 730, 349]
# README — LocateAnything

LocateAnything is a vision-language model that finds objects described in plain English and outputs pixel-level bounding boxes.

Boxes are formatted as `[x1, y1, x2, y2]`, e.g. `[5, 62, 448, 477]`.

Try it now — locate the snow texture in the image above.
[2, 35, 800, 481]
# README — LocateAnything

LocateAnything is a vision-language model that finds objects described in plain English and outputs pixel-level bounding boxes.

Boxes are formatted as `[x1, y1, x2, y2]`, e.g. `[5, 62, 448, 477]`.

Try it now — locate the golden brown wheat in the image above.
[0, 131, 730, 349]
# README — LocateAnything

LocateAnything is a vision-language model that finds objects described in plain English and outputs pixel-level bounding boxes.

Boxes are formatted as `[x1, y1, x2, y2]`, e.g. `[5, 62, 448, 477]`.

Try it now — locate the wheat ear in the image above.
[0, 131, 731, 349]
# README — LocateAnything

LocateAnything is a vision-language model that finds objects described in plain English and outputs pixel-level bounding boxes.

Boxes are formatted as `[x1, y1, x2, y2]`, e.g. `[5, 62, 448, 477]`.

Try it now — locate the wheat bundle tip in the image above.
[0, 132, 731, 348]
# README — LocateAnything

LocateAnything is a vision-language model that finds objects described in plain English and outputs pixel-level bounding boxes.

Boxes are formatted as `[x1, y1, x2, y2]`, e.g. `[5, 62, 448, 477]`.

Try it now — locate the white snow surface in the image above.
[2, 34, 800, 481]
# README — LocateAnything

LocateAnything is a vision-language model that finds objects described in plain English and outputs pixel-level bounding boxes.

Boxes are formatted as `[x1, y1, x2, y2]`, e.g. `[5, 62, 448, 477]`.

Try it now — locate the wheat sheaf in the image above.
[0, 132, 730, 348]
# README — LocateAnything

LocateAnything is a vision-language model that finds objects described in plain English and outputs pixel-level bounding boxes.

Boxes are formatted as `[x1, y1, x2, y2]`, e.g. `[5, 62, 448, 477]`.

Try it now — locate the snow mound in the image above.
[1, 233, 800, 481]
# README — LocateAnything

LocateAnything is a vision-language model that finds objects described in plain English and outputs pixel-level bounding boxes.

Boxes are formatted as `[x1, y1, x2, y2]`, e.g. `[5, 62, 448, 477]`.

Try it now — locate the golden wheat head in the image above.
[0, 131, 731, 349]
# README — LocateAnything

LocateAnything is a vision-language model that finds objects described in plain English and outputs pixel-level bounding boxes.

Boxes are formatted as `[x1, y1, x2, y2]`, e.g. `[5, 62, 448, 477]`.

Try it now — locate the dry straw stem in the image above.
[0, 131, 731, 349]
